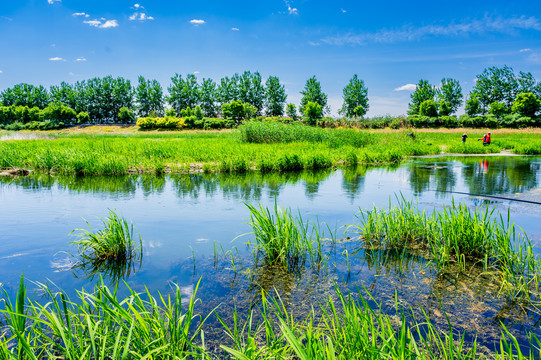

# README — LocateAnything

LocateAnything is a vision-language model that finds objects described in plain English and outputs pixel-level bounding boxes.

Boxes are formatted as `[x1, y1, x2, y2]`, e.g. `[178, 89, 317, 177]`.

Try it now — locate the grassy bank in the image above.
[0, 124, 539, 176]
[1, 276, 538, 359]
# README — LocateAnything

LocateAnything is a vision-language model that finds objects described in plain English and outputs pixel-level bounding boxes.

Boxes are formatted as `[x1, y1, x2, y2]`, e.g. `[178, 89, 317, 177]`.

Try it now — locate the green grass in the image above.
[2, 276, 540, 359]
[246, 202, 325, 268]
[352, 197, 541, 304]
[0, 127, 538, 176]
[70, 209, 142, 265]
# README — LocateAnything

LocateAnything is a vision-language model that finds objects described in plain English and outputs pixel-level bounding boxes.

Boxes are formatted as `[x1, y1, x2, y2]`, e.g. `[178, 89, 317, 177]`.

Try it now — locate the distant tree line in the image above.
[1, 65, 540, 130]
[0, 72, 370, 127]
[407, 66, 541, 119]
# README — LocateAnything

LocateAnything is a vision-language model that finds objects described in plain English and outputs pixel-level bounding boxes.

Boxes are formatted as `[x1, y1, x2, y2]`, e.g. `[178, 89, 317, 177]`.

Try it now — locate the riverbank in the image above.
[0, 126, 539, 176]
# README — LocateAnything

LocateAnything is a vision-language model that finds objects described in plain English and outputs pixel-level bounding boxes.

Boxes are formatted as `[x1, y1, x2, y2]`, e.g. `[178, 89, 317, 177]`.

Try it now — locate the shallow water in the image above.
[1, 156, 541, 352]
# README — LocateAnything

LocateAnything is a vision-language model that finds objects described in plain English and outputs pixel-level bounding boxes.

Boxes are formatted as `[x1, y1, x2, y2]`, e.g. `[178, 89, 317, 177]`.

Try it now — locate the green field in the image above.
[0, 124, 540, 176]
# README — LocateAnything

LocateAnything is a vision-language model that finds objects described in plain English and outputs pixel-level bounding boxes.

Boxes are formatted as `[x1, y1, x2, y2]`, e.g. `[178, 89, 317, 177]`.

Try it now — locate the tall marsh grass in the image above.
[353, 197, 541, 303]
[70, 210, 142, 265]
[246, 203, 325, 268]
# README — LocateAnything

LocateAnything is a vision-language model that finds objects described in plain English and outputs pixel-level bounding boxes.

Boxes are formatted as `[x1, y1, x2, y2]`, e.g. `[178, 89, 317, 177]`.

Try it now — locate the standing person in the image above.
[462, 133, 468, 143]
[478, 133, 487, 145]
[486, 132, 491, 145]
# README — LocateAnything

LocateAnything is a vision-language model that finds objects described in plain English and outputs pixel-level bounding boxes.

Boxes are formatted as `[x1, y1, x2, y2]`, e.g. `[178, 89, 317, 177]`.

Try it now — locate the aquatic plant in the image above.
[246, 202, 324, 267]
[70, 209, 142, 264]
[353, 197, 541, 304]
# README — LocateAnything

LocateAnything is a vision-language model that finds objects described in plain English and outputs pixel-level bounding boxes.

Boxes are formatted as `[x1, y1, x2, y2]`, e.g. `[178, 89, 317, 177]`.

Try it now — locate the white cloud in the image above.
[133, 3, 142, 9]
[75, 57, 86, 62]
[0, 70, 3, 74]
[49, 57, 66, 61]
[520, 48, 531, 52]
[190, 19, 206, 25]
[84, 19, 119, 28]
[130, 12, 154, 21]
[322, 15, 541, 46]
[73, 12, 90, 17]
[394, 84, 417, 91]
[0, 16, 13, 21]
[341, 8, 347, 13]
[308, 41, 320, 46]
[47, 0, 61, 4]
[193, 71, 200, 74]
[232, 27, 239, 31]
[284, 0, 298, 15]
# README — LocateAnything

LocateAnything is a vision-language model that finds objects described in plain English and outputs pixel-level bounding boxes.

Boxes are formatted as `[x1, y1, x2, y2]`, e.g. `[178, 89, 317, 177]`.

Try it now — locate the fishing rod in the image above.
[430, 190, 541, 206]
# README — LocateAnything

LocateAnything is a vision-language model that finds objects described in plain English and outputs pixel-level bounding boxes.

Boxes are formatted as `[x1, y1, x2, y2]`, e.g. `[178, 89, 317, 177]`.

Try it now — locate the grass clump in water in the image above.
[353, 197, 541, 303]
[246, 202, 324, 268]
[70, 209, 142, 265]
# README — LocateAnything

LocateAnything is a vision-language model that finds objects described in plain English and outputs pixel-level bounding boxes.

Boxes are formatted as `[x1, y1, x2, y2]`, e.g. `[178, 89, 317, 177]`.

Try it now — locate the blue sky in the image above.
[0, 0, 540, 116]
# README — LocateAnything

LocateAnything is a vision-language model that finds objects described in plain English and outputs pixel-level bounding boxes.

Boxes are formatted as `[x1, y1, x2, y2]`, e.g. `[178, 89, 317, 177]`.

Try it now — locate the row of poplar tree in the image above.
[407, 66, 541, 118]
[0, 72, 369, 123]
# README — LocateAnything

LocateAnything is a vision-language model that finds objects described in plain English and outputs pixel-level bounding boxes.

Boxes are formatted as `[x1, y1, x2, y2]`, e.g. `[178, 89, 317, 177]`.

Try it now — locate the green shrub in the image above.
[286, 103, 297, 120]
[77, 111, 90, 124]
[488, 101, 508, 118]
[118, 107, 135, 123]
[221, 100, 256, 125]
[40, 102, 76, 123]
[512, 92, 540, 117]
[419, 100, 438, 117]
[302, 101, 323, 125]
[136, 116, 186, 130]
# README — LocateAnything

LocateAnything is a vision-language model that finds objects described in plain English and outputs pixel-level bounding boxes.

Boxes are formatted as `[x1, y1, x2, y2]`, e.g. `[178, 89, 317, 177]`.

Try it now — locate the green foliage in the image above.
[40, 102, 77, 122]
[0, 83, 50, 108]
[136, 76, 164, 117]
[489, 101, 509, 118]
[408, 79, 437, 115]
[246, 202, 323, 266]
[76, 111, 90, 124]
[438, 100, 452, 116]
[221, 100, 256, 124]
[164, 108, 177, 117]
[199, 78, 218, 117]
[194, 105, 204, 120]
[286, 103, 297, 120]
[118, 106, 135, 123]
[465, 94, 482, 116]
[437, 78, 463, 114]
[299, 76, 328, 115]
[237, 71, 265, 115]
[167, 73, 199, 114]
[340, 74, 369, 117]
[71, 209, 142, 263]
[469, 66, 541, 114]
[136, 116, 186, 130]
[419, 99, 438, 117]
[264, 75, 287, 116]
[512, 92, 541, 117]
[302, 101, 323, 125]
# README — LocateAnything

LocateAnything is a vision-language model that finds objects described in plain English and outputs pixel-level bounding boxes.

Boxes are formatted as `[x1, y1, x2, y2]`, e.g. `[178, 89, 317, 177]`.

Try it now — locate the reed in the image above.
[353, 197, 541, 303]
[70, 209, 142, 264]
[246, 202, 324, 268]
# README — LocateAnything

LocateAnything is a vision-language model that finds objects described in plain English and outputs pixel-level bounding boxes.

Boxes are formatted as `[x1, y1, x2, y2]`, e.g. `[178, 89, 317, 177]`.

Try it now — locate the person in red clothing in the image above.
[486, 132, 491, 145]
[479, 134, 487, 145]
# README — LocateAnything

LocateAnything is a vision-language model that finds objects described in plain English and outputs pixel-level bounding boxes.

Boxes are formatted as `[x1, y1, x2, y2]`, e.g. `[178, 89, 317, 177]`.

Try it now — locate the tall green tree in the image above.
[199, 78, 218, 117]
[136, 76, 164, 117]
[437, 78, 463, 115]
[238, 71, 265, 115]
[300, 76, 328, 115]
[50, 82, 77, 111]
[339, 74, 369, 117]
[264, 76, 287, 116]
[470, 66, 517, 113]
[217, 75, 239, 105]
[167, 74, 200, 114]
[0, 84, 50, 109]
[408, 79, 436, 115]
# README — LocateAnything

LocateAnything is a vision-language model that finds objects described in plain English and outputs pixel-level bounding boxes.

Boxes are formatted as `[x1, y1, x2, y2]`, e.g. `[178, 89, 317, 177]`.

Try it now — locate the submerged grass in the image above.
[2, 276, 540, 359]
[353, 197, 541, 304]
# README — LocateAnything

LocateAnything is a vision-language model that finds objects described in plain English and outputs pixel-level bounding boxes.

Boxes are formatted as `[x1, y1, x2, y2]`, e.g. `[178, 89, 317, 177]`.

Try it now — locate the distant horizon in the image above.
[1, 0, 540, 116]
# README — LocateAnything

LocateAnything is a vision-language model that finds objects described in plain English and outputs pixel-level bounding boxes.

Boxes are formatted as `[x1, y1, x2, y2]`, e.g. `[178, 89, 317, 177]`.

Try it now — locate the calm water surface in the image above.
[1, 156, 540, 352]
